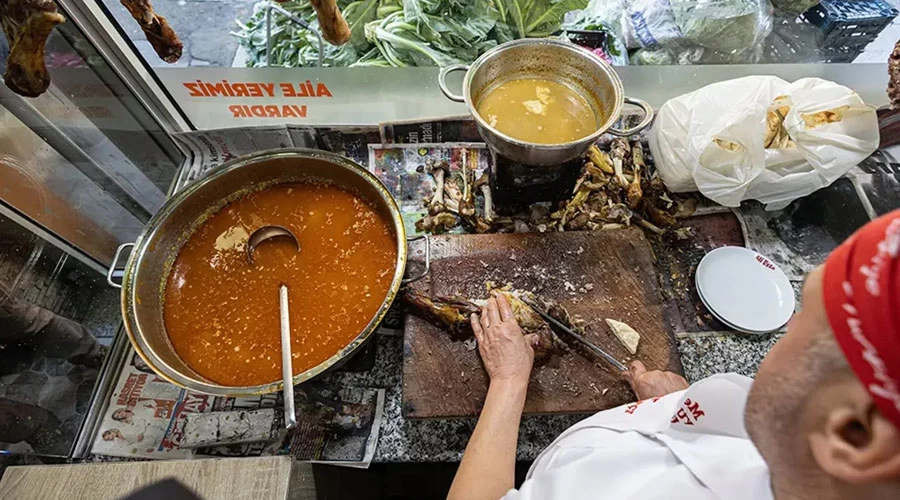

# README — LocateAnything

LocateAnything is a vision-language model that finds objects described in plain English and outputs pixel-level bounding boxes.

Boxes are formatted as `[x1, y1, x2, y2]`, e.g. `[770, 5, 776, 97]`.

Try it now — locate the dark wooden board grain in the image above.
[402, 228, 683, 418]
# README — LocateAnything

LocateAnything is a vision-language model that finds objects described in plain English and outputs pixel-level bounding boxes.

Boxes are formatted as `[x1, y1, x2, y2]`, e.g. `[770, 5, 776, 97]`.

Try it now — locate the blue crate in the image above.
[802, 0, 898, 50]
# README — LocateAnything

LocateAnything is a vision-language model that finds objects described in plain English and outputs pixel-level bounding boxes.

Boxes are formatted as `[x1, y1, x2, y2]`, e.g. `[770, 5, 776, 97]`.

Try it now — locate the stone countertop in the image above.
[324, 169, 898, 463]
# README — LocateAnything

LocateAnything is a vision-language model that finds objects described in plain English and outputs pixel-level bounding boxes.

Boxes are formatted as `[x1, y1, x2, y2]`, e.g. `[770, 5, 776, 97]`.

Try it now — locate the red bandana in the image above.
[823, 210, 900, 429]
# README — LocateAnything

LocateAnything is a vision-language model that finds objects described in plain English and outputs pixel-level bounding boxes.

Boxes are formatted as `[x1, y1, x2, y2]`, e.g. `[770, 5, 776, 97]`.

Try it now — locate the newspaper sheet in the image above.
[367, 142, 491, 233]
[378, 116, 481, 144]
[91, 351, 385, 465]
[174, 125, 379, 190]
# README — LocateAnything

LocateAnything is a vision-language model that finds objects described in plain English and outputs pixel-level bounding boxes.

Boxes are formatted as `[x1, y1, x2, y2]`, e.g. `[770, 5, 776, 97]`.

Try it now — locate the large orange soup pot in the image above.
[107, 149, 426, 396]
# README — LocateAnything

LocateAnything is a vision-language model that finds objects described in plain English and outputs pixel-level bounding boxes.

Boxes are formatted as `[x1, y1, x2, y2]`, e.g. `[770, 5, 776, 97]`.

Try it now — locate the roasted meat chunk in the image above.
[0, 0, 65, 97]
[119, 0, 182, 63]
[403, 288, 569, 361]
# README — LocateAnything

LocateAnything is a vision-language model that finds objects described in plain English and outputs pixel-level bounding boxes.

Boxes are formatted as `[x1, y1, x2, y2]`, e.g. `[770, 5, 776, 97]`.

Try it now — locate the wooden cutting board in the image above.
[402, 228, 683, 418]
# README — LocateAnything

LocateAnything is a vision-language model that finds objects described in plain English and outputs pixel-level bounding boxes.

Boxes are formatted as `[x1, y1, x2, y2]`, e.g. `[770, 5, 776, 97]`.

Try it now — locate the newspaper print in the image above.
[174, 126, 292, 187]
[854, 147, 900, 218]
[379, 116, 481, 145]
[91, 352, 198, 459]
[91, 352, 385, 464]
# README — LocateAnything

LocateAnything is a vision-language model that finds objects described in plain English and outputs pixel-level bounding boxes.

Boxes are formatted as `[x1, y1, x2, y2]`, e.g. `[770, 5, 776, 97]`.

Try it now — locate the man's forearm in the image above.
[448, 381, 527, 500]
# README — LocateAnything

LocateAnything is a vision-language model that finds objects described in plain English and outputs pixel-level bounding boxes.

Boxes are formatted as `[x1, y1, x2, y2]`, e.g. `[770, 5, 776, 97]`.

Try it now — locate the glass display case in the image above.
[0, 1, 183, 457]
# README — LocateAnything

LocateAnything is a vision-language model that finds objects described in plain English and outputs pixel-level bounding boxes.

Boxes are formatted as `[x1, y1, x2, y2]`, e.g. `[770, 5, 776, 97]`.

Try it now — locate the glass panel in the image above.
[93, 0, 900, 72]
[0, 0, 185, 458]
[0, 106, 145, 264]
[0, 5, 183, 263]
[0, 211, 119, 457]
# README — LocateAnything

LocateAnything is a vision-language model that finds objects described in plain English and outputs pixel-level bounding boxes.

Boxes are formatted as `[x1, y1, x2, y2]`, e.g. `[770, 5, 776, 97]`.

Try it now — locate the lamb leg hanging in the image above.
[0, 0, 65, 98]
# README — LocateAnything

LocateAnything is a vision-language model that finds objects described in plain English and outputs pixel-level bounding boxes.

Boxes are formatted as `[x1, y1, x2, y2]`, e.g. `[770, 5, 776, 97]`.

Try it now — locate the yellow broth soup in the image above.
[476, 78, 597, 144]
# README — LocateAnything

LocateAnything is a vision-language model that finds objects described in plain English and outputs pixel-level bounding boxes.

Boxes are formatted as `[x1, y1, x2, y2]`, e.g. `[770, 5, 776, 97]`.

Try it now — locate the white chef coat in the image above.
[503, 374, 773, 500]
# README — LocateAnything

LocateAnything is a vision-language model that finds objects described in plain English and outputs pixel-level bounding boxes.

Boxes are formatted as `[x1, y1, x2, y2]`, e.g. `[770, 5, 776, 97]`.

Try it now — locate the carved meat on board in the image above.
[402, 230, 683, 418]
[403, 288, 569, 361]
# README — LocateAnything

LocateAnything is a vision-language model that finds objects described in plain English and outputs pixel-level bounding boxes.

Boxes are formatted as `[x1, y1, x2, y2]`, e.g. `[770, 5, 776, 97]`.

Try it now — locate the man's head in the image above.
[746, 212, 900, 497]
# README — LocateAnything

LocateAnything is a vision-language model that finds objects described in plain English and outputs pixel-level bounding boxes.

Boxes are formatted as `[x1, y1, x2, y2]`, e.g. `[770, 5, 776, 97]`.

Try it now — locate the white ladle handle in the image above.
[280, 285, 297, 429]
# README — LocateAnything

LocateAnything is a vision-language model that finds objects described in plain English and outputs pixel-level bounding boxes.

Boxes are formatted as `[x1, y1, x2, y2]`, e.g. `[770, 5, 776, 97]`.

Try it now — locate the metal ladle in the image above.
[247, 225, 300, 429]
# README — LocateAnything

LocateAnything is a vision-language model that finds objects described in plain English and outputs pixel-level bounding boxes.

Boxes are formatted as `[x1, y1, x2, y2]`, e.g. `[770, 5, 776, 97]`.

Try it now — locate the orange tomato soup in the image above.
[163, 182, 397, 386]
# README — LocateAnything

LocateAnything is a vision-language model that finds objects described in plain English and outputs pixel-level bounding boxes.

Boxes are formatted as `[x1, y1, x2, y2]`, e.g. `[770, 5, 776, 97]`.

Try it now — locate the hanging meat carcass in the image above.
[119, 0, 182, 63]
[0, 0, 65, 97]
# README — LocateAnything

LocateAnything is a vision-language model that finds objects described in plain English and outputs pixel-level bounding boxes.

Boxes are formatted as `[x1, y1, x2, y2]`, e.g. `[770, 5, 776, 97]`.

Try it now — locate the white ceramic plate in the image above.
[695, 246, 795, 333]
[695, 279, 776, 334]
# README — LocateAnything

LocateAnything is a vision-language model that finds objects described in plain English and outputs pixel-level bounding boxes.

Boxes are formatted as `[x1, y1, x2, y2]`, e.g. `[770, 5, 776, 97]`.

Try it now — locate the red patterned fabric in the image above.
[823, 210, 900, 429]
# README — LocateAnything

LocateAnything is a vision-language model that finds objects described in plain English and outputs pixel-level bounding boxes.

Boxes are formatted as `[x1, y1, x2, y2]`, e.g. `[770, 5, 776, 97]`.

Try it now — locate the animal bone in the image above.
[632, 213, 664, 235]
[415, 212, 457, 233]
[402, 290, 478, 337]
[427, 160, 450, 215]
[626, 142, 645, 209]
[587, 145, 615, 175]
[474, 173, 495, 222]
[459, 151, 476, 218]
[610, 139, 631, 188]
[443, 176, 462, 213]
[403, 288, 569, 360]
[600, 202, 632, 225]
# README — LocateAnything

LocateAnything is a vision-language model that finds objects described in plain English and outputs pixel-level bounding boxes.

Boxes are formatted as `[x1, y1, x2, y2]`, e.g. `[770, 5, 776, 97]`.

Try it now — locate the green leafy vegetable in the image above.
[670, 0, 768, 54]
[233, 0, 586, 68]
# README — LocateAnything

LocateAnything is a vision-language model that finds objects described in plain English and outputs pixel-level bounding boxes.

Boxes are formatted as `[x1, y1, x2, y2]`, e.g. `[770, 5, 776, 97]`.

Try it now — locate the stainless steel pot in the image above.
[438, 38, 654, 166]
[106, 149, 429, 396]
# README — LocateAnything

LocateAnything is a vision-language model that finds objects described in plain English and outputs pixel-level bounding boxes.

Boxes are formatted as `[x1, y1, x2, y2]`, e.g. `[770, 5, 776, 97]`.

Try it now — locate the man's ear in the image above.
[809, 379, 900, 483]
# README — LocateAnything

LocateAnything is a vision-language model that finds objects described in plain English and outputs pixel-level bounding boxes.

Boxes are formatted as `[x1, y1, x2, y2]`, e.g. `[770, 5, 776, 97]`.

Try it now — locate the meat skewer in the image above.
[0, 0, 65, 97]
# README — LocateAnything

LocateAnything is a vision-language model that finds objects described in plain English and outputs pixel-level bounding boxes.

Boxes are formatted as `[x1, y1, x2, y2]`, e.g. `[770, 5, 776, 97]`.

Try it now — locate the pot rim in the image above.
[121, 148, 408, 396]
[463, 38, 625, 152]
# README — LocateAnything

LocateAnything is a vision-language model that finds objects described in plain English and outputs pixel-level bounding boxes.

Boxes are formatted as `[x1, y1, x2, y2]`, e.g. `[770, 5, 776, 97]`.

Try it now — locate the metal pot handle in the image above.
[607, 97, 654, 137]
[106, 242, 135, 289]
[402, 234, 431, 285]
[438, 65, 468, 103]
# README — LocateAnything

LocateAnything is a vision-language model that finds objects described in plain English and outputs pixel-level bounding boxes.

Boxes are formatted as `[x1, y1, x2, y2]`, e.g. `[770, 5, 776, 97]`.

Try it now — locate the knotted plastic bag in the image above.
[649, 76, 879, 210]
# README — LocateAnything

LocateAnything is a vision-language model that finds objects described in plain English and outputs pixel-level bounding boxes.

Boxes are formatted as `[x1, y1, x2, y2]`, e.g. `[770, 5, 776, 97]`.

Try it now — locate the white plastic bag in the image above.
[649, 76, 879, 210]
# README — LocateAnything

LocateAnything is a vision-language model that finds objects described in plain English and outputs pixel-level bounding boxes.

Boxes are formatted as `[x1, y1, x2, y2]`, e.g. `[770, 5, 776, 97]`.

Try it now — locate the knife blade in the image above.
[522, 297, 627, 372]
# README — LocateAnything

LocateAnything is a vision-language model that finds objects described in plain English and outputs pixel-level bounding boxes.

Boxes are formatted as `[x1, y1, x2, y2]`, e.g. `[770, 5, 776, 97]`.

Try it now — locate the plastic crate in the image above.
[802, 0, 899, 51]
[764, 14, 861, 63]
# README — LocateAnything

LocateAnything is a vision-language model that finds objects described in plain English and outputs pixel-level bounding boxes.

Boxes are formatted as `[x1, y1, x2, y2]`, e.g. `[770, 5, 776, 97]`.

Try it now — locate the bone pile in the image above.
[416, 149, 494, 234]
[415, 140, 692, 237]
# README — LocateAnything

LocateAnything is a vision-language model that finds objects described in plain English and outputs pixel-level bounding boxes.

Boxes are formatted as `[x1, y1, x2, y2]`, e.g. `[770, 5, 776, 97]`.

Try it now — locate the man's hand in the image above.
[470, 293, 539, 390]
[622, 360, 689, 400]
